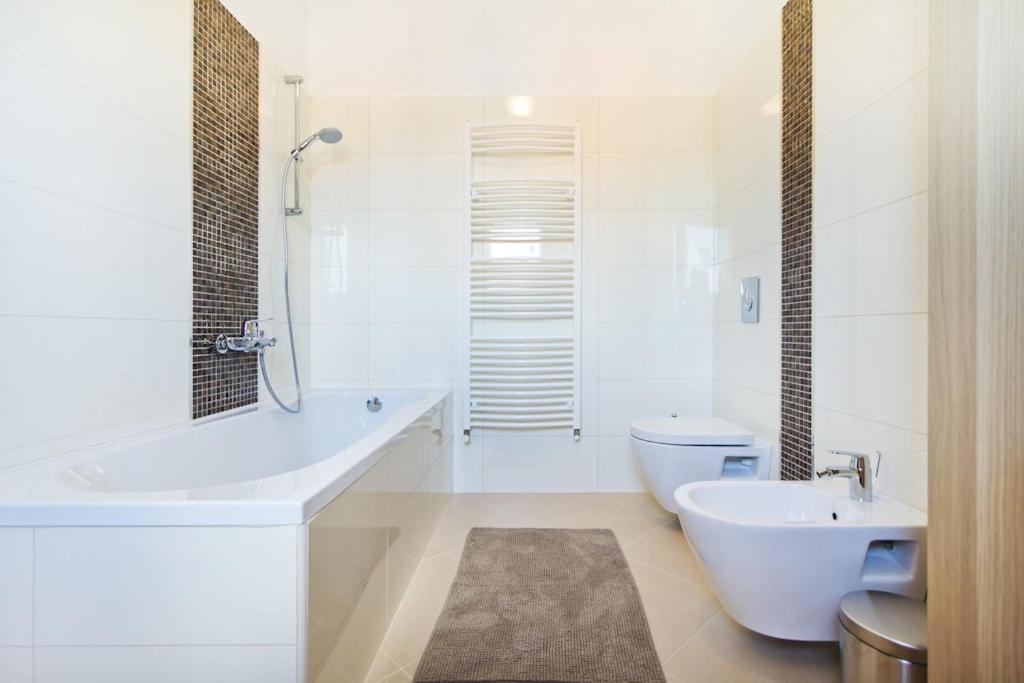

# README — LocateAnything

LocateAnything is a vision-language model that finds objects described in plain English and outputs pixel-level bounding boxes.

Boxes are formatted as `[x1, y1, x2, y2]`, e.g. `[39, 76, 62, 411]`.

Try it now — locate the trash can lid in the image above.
[839, 591, 927, 665]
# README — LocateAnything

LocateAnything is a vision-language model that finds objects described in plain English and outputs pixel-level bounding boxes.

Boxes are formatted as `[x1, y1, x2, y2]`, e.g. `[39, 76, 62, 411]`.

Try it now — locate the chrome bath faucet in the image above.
[816, 449, 881, 502]
[215, 319, 277, 354]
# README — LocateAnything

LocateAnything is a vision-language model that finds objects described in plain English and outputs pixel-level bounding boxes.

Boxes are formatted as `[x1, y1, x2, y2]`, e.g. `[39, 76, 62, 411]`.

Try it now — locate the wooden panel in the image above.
[928, 0, 978, 675]
[929, 0, 1023, 678]
[975, 0, 1024, 679]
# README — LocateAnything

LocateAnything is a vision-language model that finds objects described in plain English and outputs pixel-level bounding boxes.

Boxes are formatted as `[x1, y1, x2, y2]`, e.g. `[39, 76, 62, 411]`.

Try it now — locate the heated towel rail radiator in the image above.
[462, 123, 582, 440]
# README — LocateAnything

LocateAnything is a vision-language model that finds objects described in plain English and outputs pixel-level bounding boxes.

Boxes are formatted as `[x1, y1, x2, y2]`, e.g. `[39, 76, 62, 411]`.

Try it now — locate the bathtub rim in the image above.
[0, 389, 451, 527]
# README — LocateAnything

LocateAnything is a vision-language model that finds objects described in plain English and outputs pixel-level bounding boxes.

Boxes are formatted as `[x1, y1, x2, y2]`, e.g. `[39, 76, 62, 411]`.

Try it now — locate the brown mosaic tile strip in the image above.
[191, 0, 260, 418]
[780, 0, 814, 480]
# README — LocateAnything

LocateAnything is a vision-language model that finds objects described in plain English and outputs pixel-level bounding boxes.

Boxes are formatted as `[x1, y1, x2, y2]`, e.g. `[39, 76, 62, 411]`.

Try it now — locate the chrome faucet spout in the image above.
[816, 449, 881, 502]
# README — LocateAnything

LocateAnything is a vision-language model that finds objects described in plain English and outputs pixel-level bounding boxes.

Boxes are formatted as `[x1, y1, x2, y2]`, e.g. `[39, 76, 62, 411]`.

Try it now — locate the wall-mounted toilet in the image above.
[630, 417, 770, 511]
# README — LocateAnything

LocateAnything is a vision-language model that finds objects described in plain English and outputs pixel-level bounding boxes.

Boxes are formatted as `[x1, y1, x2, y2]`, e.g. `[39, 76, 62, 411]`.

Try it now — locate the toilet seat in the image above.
[630, 417, 755, 446]
[629, 416, 770, 511]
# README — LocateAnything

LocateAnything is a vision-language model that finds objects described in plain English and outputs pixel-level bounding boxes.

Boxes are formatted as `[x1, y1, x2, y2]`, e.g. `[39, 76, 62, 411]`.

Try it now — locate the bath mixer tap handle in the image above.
[242, 317, 274, 336]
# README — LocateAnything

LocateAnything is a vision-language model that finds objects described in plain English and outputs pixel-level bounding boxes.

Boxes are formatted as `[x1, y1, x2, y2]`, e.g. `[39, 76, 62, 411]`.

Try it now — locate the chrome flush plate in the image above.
[740, 276, 760, 323]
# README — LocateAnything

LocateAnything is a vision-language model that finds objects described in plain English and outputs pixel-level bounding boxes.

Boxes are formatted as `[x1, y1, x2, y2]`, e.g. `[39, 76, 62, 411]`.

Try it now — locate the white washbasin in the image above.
[675, 480, 927, 641]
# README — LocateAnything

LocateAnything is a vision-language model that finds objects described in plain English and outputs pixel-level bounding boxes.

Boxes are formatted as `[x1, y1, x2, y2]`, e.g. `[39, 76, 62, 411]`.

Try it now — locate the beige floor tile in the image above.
[378, 552, 460, 669]
[625, 523, 708, 587]
[599, 492, 675, 521]
[370, 494, 836, 681]
[427, 493, 578, 556]
[629, 562, 721, 660]
[364, 650, 401, 682]
[662, 611, 840, 683]
[532, 495, 668, 545]
[376, 669, 412, 683]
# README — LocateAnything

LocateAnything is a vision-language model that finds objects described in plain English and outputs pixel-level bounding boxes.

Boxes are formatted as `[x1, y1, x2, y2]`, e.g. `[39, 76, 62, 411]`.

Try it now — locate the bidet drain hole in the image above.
[832, 512, 838, 520]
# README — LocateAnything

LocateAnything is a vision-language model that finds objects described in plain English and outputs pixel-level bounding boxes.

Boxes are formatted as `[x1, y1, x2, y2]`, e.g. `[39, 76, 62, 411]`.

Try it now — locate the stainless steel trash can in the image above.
[838, 591, 927, 683]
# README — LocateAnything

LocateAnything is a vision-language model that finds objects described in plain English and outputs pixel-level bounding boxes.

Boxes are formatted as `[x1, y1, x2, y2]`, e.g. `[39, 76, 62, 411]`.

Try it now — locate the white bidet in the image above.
[675, 480, 926, 641]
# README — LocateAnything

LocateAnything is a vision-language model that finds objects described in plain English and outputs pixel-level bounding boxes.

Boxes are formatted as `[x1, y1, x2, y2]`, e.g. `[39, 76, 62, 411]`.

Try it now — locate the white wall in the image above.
[308, 95, 715, 492]
[0, 0, 312, 467]
[0, 0, 192, 474]
[712, 19, 784, 477]
[710, 0, 929, 511]
[306, 0, 785, 97]
[812, 0, 929, 511]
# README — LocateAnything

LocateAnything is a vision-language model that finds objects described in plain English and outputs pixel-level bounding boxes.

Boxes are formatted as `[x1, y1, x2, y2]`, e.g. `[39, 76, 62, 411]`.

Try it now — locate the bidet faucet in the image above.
[214, 318, 277, 354]
[816, 449, 881, 502]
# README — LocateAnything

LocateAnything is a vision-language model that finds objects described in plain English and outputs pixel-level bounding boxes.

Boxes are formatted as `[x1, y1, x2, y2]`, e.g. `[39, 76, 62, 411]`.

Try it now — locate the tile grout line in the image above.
[813, 189, 928, 231]
[661, 607, 725, 666]
[815, 66, 929, 141]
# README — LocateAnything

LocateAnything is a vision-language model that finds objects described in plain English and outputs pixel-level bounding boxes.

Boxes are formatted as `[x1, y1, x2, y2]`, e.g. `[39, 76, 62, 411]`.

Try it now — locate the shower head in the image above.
[293, 127, 343, 154]
[318, 127, 343, 144]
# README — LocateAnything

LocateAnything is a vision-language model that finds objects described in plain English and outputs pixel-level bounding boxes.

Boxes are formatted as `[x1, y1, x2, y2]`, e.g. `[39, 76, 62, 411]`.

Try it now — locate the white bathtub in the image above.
[0, 390, 454, 683]
[0, 390, 448, 526]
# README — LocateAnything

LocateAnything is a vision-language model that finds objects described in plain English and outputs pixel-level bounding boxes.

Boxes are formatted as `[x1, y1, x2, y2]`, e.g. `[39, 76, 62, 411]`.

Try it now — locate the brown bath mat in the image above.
[413, 527, 666, 683]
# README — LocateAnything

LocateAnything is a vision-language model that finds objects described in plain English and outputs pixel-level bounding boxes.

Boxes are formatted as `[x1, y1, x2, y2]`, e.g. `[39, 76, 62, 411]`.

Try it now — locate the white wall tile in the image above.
[119, 0, 192, 54]
[598, 153, 714, 209]
[0, 529, 32, 646]
[714, 321, 781, 396]
[0, 318, 188, 461]
[715, 22, 781, 146]
[814, 407, 927, 511]
[0, 180, 188, 320]
[814, 0, 928, 135]
[814, 192, 928, 317]
[597, 436, 647, 492]
[598, 96, 714, 152]
[714, 381, 779, 445]
[808, 0, 929, 510]
[715, 106, 780, 203]
[0, 0, 191, 140]
[309, 155, 369, 210]
[598, 323, 713, 380]
[310, 266, 369, 323]
[813, 0, 874, 54]
[261, 257, 312, 325]
[307, 96, 717, 493]
[310, 97, 370, 154]
[582, 209, 600, 266]
[814, 314, 928, 434]
[35, 645, 297, 683]
[368, 155, 463, 210]
[814, 72, 928, 227]
[0, 648, 32, 683]
[482, 435, 598, 492]
[310, 210, 369, 268]
[597, 210, 714, 266]
[714, 244, 781, 323]
[35, 526, 299, 646]
[368, 211, 462, 266]
[0, 44, 190, 230]
[311, 323, 369, 383]
[711, 22, 785, 484]
[369, 97, 481, 153]
[368, 323, 459, 382]
[597, 379, 713, 436]
[715, 171, 781, 262]
[598, 267, 713, 322]
[369, 267, 461, 323]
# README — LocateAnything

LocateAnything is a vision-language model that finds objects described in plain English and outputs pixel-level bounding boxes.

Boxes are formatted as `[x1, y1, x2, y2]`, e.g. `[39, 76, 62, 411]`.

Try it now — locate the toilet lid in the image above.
[629, 417, 756, 446]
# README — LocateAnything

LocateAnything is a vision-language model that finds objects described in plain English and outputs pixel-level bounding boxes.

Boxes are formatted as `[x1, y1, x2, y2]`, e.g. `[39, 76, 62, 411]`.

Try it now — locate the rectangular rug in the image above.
[413, 527, 666, 683]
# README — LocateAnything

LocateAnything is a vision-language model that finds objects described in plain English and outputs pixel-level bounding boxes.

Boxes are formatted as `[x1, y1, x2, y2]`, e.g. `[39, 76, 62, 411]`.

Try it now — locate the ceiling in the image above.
[306, 0, 785, 97]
